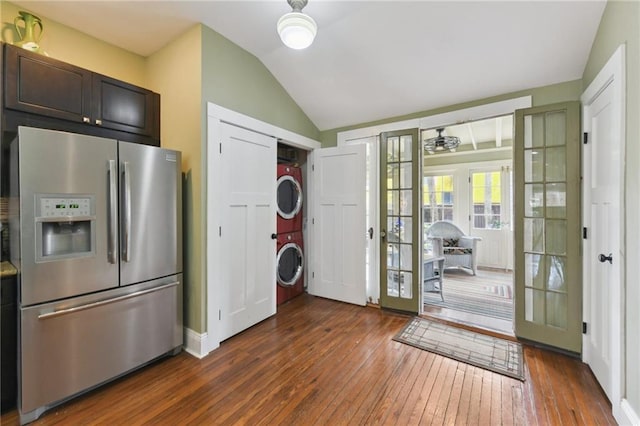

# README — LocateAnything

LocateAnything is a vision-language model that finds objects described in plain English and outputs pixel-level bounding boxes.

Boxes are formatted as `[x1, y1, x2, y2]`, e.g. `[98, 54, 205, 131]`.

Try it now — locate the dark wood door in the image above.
[4, 44, 92, 124]
[92, 74, 159, 140]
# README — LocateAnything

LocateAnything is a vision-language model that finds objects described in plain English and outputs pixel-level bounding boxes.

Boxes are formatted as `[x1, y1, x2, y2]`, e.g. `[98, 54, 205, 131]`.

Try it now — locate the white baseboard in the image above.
[183, 328, 209, 359]
[618, 399, 640, 426]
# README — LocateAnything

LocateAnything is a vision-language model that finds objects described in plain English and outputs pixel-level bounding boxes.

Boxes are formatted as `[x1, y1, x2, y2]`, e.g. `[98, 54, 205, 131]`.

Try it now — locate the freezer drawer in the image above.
[19, 274, 182, 422]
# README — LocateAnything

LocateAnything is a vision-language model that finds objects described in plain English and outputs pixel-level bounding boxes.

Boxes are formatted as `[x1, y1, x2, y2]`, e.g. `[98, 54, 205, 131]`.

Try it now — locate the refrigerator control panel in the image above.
[40, 197, 92, 218]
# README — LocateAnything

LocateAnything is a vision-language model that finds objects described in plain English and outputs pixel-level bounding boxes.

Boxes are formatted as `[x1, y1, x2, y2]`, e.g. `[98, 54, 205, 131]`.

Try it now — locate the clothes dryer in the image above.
[276, 231, 304, 305]
[277, 164, 303, 234]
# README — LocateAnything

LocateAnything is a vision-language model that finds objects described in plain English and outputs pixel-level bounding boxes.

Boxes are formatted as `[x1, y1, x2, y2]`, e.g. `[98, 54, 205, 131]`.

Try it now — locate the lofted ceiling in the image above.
[10, 1, 606, 132]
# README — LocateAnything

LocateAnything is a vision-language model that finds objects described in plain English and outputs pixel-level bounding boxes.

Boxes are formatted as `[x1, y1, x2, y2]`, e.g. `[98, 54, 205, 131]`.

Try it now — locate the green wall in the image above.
[582, 0, 640, 415]
[147, 24, 320, 334]
[200, 25, 318, 140]
[319, 80, 582, 147]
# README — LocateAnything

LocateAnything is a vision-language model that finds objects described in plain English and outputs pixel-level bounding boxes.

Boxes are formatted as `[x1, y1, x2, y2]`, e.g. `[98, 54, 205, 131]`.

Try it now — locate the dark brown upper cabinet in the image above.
[4, 44, 159, 141]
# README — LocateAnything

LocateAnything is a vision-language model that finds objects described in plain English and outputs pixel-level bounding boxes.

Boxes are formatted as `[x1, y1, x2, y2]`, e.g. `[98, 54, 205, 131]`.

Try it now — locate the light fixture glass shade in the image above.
[423, 128, 460, 154]
[277, 11, 317, 49]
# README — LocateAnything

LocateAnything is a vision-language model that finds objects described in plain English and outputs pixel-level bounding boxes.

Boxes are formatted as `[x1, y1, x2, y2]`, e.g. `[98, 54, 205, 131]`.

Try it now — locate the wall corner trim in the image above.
[618, 399, 640, 426]
[183, 327, 210, 359]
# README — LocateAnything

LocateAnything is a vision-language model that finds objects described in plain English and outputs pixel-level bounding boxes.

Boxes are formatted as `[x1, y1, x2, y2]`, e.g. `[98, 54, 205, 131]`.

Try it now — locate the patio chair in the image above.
[426, 221, 481, 275]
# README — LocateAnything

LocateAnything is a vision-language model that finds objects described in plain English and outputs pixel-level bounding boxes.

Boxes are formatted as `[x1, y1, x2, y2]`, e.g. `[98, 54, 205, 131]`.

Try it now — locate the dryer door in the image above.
[277, 175, 302, 219]
[277, 242, 304, 287]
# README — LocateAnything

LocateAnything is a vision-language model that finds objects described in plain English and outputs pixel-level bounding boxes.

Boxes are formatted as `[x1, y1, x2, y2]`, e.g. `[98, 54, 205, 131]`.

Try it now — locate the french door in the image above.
[514, 102, 582, 353]
[379, 129, 421, 313]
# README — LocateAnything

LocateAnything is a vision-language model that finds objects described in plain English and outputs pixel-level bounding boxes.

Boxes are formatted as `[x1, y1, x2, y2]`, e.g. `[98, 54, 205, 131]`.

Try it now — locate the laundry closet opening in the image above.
[276, 143, 308, 306]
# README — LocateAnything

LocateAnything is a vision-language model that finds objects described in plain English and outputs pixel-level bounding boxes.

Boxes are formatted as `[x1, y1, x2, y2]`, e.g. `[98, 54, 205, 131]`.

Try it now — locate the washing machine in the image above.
[277, 164, 303, 234]
[276, 231, 304, 305]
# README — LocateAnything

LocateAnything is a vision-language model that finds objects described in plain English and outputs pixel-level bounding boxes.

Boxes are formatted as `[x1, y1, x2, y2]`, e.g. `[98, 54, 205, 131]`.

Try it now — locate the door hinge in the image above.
[312, 272, 315, 279]
[219, 226, 222, 237]
[312, 218, 315, 225]
[583, 322, 587, 334]
[583, 132, 588, 144]
[583, 227, 587, 239]
[219, 309, 221, 320]
[219, 143, 222, 154]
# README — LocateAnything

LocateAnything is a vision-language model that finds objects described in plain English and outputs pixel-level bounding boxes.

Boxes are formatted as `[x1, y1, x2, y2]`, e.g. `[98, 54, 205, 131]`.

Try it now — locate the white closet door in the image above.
[218, 123, 277, 341]
[308, 145, 367, 306]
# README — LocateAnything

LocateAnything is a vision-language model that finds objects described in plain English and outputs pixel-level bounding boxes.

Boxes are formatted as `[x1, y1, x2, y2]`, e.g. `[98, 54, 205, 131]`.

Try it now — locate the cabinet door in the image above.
[4, 44, 92, 123]
[92, 74, 159, 139]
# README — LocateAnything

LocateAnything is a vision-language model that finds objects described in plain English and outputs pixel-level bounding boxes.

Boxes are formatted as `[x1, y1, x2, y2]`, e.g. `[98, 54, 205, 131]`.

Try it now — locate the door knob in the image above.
[368, 227, 374, 240]
[598, 253, 613, 264]
[271, 233, 277, 240]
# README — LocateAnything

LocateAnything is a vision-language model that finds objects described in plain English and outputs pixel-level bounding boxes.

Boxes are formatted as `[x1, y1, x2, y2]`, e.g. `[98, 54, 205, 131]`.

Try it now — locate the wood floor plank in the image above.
[0, 294, 616, 426]
[477, 368, 494, 425]
[442, 362, 466, 425]
[427, 357, 458, 425]
[391, 351, 437, 424]
[451, 362, 474, 424]
[363, 343, 425, 424]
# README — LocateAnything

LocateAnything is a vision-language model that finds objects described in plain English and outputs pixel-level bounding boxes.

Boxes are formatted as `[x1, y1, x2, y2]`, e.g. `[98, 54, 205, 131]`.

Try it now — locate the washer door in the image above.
[276, 243, 304, 287]
[276, 175, 302, 219]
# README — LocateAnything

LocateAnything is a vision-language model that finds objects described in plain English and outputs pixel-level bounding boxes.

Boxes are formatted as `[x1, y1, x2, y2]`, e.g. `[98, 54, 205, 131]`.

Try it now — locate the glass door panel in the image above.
[514, 102, 581, 353]
[380, 129, 420, 312]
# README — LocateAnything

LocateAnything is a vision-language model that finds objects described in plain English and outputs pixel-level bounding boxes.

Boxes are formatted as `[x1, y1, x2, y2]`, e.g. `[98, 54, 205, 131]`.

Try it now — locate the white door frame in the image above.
[581, 45, 633, 424]
[204, 103, 320, 356]
[337, 97, 531, 304]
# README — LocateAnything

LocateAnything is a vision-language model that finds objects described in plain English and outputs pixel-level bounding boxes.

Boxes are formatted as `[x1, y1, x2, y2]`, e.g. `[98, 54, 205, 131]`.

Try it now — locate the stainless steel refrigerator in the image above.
[10, 126, 182, 424]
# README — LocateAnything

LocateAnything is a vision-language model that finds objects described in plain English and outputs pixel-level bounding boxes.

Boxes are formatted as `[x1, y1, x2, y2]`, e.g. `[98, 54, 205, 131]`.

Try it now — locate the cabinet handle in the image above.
[95, 119, 103, 125]
[83, 117, 90, 123]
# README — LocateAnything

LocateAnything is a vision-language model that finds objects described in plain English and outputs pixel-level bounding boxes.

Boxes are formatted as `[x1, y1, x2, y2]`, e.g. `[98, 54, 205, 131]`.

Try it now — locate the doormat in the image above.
[393, 317, 524, 381]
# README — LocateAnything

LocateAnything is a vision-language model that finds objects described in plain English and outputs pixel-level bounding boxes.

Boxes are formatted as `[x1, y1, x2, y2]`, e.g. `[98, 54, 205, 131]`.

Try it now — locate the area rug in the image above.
[393, 317, 524, 381]
[424, 273, 513, 321]
[423, 290, 513, 321]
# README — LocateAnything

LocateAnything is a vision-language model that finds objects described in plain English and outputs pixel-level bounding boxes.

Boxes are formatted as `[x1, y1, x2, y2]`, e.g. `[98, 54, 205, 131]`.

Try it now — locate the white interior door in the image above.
[218, 123, 277, 341]
[308, 145, 367, 306]
[582, 69, 623, 401]
[340, 136, 379, 304]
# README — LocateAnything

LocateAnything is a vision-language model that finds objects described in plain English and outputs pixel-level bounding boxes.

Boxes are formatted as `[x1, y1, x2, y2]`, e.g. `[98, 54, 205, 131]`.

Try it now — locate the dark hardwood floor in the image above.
[1, 293, 614, 425]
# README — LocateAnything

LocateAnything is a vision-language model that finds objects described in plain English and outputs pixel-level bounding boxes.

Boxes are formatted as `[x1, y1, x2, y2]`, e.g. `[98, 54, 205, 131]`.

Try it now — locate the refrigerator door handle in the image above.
[37, 281, 180, 320]
[108, 160, 118, 264]
[123, 161, 132, 262]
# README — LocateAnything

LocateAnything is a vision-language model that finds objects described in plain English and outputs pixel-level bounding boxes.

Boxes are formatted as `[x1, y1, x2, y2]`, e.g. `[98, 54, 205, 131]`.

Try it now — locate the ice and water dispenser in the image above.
[35, 195, 95, 261]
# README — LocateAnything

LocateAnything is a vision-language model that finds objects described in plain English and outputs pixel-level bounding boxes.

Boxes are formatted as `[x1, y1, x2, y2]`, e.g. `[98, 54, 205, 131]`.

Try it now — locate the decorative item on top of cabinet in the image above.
[13, 11, 45, 55]
[3, 44, 159, 142]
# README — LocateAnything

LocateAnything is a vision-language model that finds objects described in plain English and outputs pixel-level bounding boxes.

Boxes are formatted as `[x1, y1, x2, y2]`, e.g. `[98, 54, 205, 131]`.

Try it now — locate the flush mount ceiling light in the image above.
[277, 0, 317, 50]
[424, 128, 461, 154]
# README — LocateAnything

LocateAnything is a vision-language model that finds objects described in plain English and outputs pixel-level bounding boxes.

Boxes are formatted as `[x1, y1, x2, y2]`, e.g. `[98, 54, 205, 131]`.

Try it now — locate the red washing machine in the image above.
[276, 231, 305, 305]
[277, 164, 303, 234]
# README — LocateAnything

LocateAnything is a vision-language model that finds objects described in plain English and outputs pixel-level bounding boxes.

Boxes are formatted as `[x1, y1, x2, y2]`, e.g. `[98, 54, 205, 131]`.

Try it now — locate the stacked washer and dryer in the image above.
[276, 164, 305, 305]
